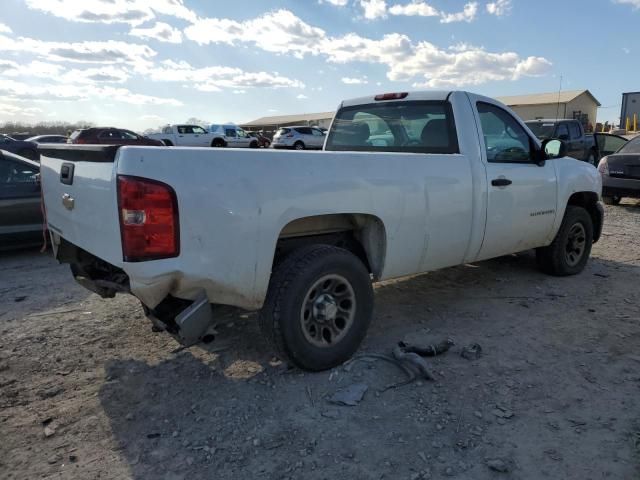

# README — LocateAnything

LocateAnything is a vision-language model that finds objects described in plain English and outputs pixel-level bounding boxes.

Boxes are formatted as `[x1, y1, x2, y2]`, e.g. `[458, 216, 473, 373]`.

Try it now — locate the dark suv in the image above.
[69, 128, 164, 146]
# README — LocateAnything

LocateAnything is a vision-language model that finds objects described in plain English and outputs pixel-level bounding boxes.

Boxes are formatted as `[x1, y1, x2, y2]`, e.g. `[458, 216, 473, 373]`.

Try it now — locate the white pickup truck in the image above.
[147, 124, 227, 148]
[40, 91, 603, 371]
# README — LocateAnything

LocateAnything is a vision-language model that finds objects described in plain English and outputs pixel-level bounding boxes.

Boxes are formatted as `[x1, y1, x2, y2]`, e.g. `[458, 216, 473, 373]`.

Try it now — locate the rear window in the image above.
[526, 122, 556, 139]
[276, 128, 291, 135]
[69, 130, 83, 140]
[619, 136, 640, 154]
[325, 101, 458, 154]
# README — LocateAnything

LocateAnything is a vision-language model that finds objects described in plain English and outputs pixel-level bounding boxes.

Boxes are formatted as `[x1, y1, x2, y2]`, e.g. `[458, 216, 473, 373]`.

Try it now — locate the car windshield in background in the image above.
[526, 122, 556, 139]
[325, 101, 458, 154]
[619, 136, 640, 154]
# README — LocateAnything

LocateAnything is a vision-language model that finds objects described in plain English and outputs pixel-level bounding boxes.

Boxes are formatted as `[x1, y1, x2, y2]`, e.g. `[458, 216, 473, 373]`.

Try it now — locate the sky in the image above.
[0, 0, 638, 131]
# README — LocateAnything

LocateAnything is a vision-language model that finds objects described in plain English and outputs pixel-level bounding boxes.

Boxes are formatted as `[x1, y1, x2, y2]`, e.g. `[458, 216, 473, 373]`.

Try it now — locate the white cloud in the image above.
[613, 0, 640, 9]
[359, 0, 387, 19]
[0, 23, 11, 34]
[320, 0, 349, 5]
[342, 76, 369, 84]
[389, 1, 439, 16]
[0, 33, 156, 67]
[145, 60, 305, 91]
[0, 77, 182, 106]
[184, 9, 325, 59]
[0, 102, 42, 117]
[296, 94, 309, 99]
[24, 0, 196, 25]
[486, 0, 512, 16]
[130, 22, 182, 43]
[440, 2, 478, 23]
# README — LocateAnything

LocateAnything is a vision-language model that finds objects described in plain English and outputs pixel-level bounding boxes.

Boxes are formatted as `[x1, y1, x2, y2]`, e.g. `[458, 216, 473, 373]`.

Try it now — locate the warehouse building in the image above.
[241, 111, 335, 137]
[497, 89, 600, 127]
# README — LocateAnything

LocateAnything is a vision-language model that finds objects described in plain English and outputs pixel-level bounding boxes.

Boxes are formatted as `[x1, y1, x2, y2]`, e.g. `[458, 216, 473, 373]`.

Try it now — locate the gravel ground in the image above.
[1, 202, 640, 480]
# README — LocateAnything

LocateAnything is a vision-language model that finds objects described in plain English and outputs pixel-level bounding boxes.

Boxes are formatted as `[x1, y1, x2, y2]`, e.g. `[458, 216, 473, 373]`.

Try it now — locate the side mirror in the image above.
[541, 138, 567, 160]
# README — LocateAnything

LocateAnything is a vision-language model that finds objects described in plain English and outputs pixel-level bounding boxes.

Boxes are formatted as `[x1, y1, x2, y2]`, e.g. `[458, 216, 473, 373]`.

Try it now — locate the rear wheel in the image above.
[18, 149, 38, 161]
[212, 138, 225, 148]
[259, 245, 374, 371]
[602, 195, 621, 205]
[536, 206, 593, 276]
[294, 141, 305, 150]
[250, 141, 259, 148]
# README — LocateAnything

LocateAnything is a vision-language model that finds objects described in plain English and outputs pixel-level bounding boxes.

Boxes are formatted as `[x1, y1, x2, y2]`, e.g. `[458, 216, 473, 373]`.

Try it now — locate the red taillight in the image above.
[117, 175, 179, 262]
[374, 92, 408, 101]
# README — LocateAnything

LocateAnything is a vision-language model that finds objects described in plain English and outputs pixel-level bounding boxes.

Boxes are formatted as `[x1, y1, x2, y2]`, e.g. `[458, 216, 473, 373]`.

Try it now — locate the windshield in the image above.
[526, 122, 556, 139]
[325, 101, 458, 154]
[619, 136, 640, 154]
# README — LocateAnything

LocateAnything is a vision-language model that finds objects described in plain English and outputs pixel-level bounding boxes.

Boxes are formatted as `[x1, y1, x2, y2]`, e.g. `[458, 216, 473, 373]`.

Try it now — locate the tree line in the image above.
[0, 121, 95, 138]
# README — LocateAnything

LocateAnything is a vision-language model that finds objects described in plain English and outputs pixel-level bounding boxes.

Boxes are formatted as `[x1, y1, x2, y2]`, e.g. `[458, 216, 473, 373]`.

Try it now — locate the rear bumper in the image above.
[602, 176, 640, 198]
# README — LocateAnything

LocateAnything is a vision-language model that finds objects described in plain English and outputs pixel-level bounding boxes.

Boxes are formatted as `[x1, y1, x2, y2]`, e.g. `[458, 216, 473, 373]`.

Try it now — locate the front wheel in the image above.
[602, 195, 621, 205]
[293, 141, 305, 150]
[259, 245, 374, 371]
[211, 139, 225, 148]
[536, 206, 593, 276]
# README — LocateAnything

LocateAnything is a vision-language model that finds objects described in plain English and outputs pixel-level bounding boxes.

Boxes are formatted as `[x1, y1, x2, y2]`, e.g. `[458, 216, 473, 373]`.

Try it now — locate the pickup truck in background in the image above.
[40, 91, 603, 371]
[525, 119, 598, 165]
[147, 124, 227, 147]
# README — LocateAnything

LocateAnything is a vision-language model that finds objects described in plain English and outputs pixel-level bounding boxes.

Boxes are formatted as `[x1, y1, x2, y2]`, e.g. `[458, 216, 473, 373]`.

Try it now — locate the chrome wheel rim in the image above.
[565, 223, 586, 267]
[300, 274, 356, 348]
[295, 143, 304, 150]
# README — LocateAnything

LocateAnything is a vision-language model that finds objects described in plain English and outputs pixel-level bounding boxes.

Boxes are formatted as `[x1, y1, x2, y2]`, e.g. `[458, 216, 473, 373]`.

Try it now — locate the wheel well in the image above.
[162, 139, 173, 146]
[275, 214, 386, 279]
[567, 192, 602, 242]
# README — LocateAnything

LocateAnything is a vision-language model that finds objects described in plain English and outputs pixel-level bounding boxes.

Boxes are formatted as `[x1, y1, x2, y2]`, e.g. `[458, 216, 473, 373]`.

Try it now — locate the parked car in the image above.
[272, 126, 326, 150]
[525, 119, 598, 165]
[597, 134, 640, 205]
[69, 128, 164, 146]
[210, 124, 259, 148]
[40, 90, 602, 371]
[0, 150, 43, 248]
[26, 135, 68, 144]
[248, 131, 271, 148]
[0, 134, 39, 161]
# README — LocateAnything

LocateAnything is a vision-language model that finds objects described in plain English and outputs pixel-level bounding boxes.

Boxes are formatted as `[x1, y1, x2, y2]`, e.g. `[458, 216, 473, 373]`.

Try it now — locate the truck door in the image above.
[191, 126, 210, 147]
[474, 101, 558, 261]
[567, 122, 586, 160]
[225, 128, 239, 147]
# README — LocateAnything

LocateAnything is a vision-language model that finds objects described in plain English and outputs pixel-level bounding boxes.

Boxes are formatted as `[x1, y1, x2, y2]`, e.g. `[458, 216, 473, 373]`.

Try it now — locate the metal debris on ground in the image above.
[398, 338, 454, 356]
[328, 383, 368, 406]
[460, 343, 482, 360]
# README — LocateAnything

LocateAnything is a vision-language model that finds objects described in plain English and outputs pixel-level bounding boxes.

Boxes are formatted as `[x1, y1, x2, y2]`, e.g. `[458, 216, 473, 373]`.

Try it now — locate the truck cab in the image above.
[525, 119, 598, 165]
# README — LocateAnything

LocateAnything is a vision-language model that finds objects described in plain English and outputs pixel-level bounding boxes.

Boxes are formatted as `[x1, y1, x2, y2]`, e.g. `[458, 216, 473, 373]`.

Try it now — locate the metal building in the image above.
[241, 111, 335, 137]
[620, 92, 640, 130]
[497, 90, 600, 127]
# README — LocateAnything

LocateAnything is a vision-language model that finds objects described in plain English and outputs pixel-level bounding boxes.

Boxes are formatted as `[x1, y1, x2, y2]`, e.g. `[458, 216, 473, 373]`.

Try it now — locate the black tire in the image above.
[536, 206, 593, 276]
[264, 140, 271, 148]
[250, 141, 259, 148]
[259, 245, 374, 371]
[293, 141, 305, 150]
[211, 138, 225, 148]
[162, 139, 173, 146]
[18, 149, 38, 161]
[602, 195, 621, 206]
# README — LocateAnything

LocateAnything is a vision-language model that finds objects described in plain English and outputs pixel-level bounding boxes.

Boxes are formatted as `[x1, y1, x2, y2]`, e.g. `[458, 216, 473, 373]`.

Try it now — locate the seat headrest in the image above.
[420, 119, 450, 149]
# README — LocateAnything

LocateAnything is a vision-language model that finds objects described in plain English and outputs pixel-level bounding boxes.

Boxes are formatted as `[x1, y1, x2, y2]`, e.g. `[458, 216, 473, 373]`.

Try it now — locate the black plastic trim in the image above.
[37, 144, 121, 163]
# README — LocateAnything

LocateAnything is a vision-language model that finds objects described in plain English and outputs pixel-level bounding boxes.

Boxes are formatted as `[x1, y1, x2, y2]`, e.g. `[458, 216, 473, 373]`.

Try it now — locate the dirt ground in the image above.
[1, 202, 640, 480]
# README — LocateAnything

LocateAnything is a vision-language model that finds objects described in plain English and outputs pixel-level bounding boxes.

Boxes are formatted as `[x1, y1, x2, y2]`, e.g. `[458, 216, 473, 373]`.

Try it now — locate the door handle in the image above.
[491, 178, 512, 187]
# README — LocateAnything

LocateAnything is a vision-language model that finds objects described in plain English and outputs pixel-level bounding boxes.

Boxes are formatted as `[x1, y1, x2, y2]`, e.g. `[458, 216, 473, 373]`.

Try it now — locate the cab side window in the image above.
[569, 122, 581, 140]
[555, 123, 569, 140]
[477, 102, 532, 163]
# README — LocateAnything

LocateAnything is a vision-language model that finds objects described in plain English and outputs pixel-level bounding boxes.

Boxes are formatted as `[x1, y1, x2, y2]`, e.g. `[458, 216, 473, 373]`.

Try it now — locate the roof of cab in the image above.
[340, 90, 453, 108]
